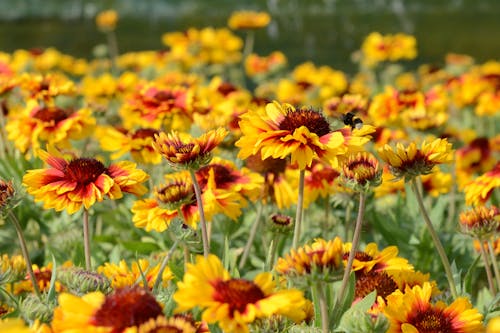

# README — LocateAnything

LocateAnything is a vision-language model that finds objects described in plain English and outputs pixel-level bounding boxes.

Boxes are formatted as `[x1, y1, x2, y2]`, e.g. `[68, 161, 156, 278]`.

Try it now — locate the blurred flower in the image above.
[476, 90, 500, 116]
[174, 254, 306, 333]
[96, 9, 118, 32]
[383, 282, 483, 333]
[377, 138, 453, 181]
[13, 262, 65, 295]
[456, 137, 496, 188]
[18, 72, 75, 102]
[464, 162, 500, 206]
[487, 317, 500, 333]
[57, 267, 111, 295]
[236, 101, 346, 170]
[0, 318, 31, 333]
[459, 205, 500, 240]
[245, 51, 287, 79]
[152, 128, 228, 170]
[98, 258, 173, 290]
[0, 179, 16, 215]
[52, 286, 163, 332]
[23, 147, 149, 214]
[6, 99, 95, 156]
[0, 254, 26, 284]
[96, 126, 162, 164]
[301, 161, 342, 207]
[361, 32, 417, 67]
[162, 27, 243, 68]
[228, 10, 271, 30]
[420, 168, 453, 197]
[268, 213, 294, 235]
[275, 237, 344, 282]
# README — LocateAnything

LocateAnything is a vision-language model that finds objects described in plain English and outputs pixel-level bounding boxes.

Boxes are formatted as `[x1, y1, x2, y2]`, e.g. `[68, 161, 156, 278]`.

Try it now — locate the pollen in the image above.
[409, 308, 452, 332]
[65, 158, 106, 184]
[213, 279, 266, 314]
[278, 107, 331, 137]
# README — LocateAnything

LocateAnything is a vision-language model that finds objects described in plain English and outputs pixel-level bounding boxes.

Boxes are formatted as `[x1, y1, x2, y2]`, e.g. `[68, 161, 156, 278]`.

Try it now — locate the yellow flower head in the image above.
[228, 10, 271, 30]
[152, 128, 228, 170]
[236, 101, 347, 170]
[341, 152, 382, 191]
[174, 254, 306, 333]
[459, 205, 500, 240]
[23, 147, 149, 214]
[383, 282, 484, 333]
[275, 237, 344, 282]
[377, 138, 453, 181]
[464, 162, 500, 206]
[361, 32, 417, 67]
[96, 9, 118, 31]
[0, 318, 31, 333]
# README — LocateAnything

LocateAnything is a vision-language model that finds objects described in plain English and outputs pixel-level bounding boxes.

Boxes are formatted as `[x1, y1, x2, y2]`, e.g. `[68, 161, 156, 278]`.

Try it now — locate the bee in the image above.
[342, 111, 363, 130]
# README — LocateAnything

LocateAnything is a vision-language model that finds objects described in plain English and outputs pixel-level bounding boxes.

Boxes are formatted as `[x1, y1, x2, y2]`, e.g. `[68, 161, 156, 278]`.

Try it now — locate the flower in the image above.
[0, 254, 26, 283]
[97, 258, 173, 290]
[96, 126, 162, 164]
[245, 52, 287, 78]
[459, 205, 500, 240]
[96, 9, 118, 32]
[236, 101, 346, 170]
[377, 138, 453, 181]
[23, 147, 149, 214]
[0, 179, 16, 215]
[361, 32, 417, 67]
[152, 128, 228, 170]
[6, 99, 96, 155]
[487, 317, 500, 333]
[0, 318, 31, 333]
[383, 282, 484, 333]
[464, 162, 500, 206]
[174, 254, 306, 333]
[228, 10, 271, 30]
[134, 315, 199, 333]
[275, 237, 344, 282]
[341, 152, 382, 191]
[51, 287, 163, 333]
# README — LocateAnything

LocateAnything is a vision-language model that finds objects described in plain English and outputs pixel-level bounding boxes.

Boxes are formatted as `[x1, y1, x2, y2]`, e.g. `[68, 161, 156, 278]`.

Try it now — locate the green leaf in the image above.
[120, 241, 160, 254]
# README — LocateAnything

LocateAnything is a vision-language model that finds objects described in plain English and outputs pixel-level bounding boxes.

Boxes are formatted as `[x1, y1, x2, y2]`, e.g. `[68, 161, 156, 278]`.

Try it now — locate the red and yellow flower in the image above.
[228, 10, 271, 30]
[174, 254, 306, 333]
[23, 147, 149, 214]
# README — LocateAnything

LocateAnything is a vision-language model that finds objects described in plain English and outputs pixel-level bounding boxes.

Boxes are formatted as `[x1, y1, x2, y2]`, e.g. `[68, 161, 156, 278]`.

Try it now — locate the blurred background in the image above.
[1, 0, 499, 74]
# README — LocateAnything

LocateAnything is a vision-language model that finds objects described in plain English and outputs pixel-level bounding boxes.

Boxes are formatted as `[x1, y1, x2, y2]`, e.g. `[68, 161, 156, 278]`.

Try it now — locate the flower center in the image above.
[217, 82, 237, 96]
[343, 251, 373, 262]
[90, 287, 163, 333]
[153, 90, 175, 102]
[176, 143, 195, 154]
[409, 308, 452, 333]
[354, 271, 398, 300]
[156, 183, 195, 207]
[65, 158, 106, 184]
[196, 164, 237, 189]
[213, 279, 266, 315]
[279, 107, 331, 137]
[33, 106, 70, 123]
[245, 152, 287, 175]
[132, 128, 160, 140]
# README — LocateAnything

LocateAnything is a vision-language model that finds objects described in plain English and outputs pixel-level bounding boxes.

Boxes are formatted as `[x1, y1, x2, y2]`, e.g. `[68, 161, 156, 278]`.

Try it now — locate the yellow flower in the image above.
[0, 318, 31, 333]
[228, 10, 271, 30]
[459, 205, 500, 240]
[152, 128, 228, 170]
[23, 147, 149, 214]
[384, 282, 484, 333]
[174, 254, 306, 333]
[96, 9, 118, 31]
[245, 51, 287, 78]
[343, 242, 413, 274]
[98, 258, 173, 290]
[487, 317, 500, 333]
[236, 101, 346, 170]
[52, 287, 163, 333]
[464, 162, 500, 206]
[361, 32, 417, 67]
[341, 152, 382, 191]
[275, 237, 344, 282]
[377, 138, 453, 181]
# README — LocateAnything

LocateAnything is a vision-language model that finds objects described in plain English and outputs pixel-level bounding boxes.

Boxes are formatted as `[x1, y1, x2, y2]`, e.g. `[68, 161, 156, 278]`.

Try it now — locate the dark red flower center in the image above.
[65, 158, 106, 185]
[245, 152, 287, 175]
[90, 287, 163, 333]
[33, 106, 70, 124]
[271, 213, 292, 226]
[132, 128, 160, 140]
[154, 90, 175, 102]
[408, 307, 452, 333]
[279, 107, 331, 137]
[212, 279, 266, 316]
[196, 164, 237, 189]
[354, 271, 398, 300]
[343, 251, 373, 262]
[217, 82, 238, 96]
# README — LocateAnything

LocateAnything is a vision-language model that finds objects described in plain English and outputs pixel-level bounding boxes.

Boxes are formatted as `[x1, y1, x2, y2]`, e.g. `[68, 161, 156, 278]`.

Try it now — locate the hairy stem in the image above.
[189, 169, 210, 257]
[292, 169, 305, 249]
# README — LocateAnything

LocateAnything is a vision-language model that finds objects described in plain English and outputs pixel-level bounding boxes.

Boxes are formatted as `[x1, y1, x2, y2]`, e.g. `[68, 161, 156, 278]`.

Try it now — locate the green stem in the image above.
[83, 208, 92, 271]
[189, 169, 210, 257]
[265, 234, 280, 271]
[153, 239, 179, 293]
[243, 30, 255, 61]
[315, 282, 329, 333]
[410, 178, 458, 298]
[8, 212, 42, 299]
[478, 239, 496, 295]
[337, 192, 366, 304]
[106, 30, 119, 75]
[292, 169, 306, 249]
[239, 200, 264, 269]
[487, 240, 500, 289]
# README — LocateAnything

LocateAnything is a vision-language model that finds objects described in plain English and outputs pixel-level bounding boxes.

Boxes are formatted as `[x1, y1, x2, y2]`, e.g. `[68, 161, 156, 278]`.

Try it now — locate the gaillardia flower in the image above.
[377, 138, 453, 181]
[236, 101, 346, 170]
[228, 10, 271, 30]
[174, 254, 306, 333]
[383, 282, 484, 333]
[23, 147, 149, 214]
[341, 152, 382, 191]
[95, 9, 118, 32]
[51, 286, 163, 332]
[464, 162, 500, 206]
[459, 205, 500, 240]
[152, 128, 228, 170]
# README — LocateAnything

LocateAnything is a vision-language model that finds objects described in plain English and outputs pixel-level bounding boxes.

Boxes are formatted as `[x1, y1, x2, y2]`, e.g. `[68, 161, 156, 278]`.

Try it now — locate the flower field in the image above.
[0, 9, 500, 333]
